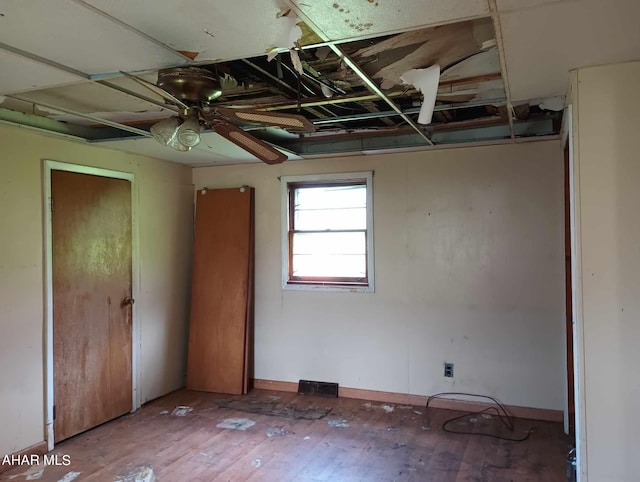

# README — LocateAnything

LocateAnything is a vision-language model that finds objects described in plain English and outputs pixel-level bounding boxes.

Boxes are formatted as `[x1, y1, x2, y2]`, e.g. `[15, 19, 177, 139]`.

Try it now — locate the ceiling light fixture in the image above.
[177, 115, 201, 147]
[150, 117, 180, 146]
[150, 113, 201, 152]
[167, 132, 191, 151]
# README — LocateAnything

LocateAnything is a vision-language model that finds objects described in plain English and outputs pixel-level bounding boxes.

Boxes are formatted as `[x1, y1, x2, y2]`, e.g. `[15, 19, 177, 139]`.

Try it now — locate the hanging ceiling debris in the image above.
[0, 15, 561, 160]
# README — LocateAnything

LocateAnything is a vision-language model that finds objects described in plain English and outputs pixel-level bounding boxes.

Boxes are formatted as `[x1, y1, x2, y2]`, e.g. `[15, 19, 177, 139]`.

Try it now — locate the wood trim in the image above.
[0, 441, 48, 474]
[252, 379, 563, 423]
[253, 379, 298, 393]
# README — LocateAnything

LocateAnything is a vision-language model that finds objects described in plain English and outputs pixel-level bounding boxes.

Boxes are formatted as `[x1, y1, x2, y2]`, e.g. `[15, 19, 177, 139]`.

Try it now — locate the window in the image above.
[281, 172, 374, 292]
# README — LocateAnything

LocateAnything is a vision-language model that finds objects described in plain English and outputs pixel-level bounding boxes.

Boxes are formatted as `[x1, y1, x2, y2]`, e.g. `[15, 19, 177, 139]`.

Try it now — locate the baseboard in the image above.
[252, 379, 563, 423]
[0, 441, 48, 474]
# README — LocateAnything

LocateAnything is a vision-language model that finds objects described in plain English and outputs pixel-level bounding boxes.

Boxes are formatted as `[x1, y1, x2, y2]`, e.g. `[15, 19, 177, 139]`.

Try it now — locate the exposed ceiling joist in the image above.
[2, 0, 604, 165]
[282, 0, 434, 146]
[489, 0, 515, 139]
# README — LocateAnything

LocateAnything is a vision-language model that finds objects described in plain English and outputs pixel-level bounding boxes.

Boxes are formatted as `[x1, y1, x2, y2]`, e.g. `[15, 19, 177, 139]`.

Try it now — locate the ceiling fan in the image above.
[122, 67, 316, 164]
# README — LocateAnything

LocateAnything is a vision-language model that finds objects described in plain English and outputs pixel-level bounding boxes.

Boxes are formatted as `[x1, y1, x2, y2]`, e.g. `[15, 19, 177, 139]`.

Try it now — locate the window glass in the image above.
[281, 172, 374, 292]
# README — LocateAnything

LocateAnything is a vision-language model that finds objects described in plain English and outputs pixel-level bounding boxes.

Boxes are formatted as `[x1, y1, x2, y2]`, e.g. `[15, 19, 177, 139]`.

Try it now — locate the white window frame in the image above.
[281, 171, 374, 293]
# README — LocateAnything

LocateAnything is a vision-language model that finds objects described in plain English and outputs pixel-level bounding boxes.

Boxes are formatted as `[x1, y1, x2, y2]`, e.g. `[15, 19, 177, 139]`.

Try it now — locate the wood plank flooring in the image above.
[0, 389, 569, 481]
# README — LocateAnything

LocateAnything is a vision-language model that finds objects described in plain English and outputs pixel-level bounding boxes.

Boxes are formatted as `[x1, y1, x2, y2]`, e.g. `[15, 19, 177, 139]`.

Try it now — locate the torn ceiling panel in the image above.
[440, 48, 502, 82]
[354, 18, 495, 89]
[0, 11, 563, 164]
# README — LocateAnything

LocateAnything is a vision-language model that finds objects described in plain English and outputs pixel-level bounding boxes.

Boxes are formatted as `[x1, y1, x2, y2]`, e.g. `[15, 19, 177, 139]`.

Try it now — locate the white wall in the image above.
[572, 61, 640, 482]
[193, 140, 565, 410]
[0, 125, 193, 456]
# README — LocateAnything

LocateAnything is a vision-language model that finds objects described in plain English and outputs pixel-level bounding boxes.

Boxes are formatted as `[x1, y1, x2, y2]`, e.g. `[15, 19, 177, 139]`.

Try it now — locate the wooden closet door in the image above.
[52, 170, 133, 442]
[187, 187, 254, 395]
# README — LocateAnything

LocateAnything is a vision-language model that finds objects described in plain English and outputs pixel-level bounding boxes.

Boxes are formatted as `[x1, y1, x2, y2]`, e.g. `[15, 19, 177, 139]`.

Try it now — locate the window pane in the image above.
[292, 254, 366, 278]
[293, 184, 366, 230]
[292, 232, 365, 255]
[292, 232, 366, 278]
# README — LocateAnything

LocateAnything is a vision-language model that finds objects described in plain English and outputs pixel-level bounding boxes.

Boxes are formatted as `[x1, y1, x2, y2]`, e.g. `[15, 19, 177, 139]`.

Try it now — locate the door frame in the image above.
[43, 160, 140, 450]
[561, 105, 588, 481]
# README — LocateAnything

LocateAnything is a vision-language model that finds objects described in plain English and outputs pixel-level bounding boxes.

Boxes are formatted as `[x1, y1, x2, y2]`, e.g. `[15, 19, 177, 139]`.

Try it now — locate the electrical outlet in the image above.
[444, 362, 454, 378]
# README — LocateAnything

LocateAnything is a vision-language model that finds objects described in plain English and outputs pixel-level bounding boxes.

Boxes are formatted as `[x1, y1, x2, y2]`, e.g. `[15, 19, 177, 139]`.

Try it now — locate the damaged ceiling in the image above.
[0, 0, 639, 166]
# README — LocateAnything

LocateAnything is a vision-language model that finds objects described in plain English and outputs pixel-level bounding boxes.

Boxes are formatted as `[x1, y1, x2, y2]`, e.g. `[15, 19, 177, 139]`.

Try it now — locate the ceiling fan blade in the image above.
[120, 71, 190, 110]
[211, 121, 288, 165]
[215, 107, 316, 132]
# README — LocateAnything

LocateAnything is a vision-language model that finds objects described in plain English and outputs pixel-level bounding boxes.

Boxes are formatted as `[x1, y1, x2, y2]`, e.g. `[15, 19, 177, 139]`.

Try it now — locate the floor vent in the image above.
[298, 380, 339, 398]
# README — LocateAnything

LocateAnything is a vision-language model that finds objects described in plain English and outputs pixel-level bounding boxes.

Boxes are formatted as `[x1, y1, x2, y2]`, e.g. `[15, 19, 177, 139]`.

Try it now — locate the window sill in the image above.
[282, 281, 374, 293]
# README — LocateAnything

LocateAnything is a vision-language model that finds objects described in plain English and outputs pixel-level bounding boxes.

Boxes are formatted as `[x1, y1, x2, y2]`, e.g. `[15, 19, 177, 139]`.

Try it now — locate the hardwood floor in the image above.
[1, 389, 569, 481]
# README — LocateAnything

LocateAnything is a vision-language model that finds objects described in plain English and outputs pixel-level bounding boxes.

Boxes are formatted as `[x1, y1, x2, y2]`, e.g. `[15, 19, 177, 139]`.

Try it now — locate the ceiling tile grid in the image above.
[0, 50, 83, 94]
[82, 0, 309, 63]
[0, 0, 186, 75]
[0, 0, 638, 164]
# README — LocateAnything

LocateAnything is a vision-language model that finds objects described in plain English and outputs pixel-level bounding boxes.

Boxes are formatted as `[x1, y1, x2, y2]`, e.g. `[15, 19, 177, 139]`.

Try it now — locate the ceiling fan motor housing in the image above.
[157, 67, 223, 104]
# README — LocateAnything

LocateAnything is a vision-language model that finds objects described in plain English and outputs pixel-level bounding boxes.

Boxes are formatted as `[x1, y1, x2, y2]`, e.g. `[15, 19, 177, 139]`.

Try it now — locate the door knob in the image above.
[123, 297, 135, 306]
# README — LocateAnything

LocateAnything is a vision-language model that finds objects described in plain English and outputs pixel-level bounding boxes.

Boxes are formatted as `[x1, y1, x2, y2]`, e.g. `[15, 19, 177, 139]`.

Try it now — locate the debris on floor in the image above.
[266, 426, 291, 437]
[114, 464, 155, 482]
[216, 418, 256, 430]
[251, 458, 262, 468]
[171, 406, 193, 417]
[6, 464, 44, 480]
[218, 399, 331, 420]
[362, 402, 396, 413]
[57, 472, 81, 482]
[327, 418, 349, 428]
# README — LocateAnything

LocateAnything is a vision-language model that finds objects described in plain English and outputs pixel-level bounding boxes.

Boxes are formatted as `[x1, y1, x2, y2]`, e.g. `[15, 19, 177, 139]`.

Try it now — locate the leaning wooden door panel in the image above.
[187, 187, 254, 395]
[52, 170, 132, 442]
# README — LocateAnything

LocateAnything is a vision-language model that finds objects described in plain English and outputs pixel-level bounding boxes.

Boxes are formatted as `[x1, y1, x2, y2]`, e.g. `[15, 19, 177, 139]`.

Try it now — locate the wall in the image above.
[572, 61, 640, 482]
[193, 140, 565, 411]
[0, 125, 193, 456]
